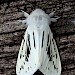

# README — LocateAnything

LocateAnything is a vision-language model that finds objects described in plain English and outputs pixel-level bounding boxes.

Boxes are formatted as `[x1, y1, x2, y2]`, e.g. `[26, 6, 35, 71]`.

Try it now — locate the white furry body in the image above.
[16, 9, 61, 75]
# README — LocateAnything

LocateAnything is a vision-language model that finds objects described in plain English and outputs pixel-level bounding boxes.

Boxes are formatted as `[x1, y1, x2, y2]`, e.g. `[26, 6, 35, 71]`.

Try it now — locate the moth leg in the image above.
[21, 10, 29, 17]
[51, 17, 60, 22]
[18, 20, 26, 25]
[49, 11, 55, 17]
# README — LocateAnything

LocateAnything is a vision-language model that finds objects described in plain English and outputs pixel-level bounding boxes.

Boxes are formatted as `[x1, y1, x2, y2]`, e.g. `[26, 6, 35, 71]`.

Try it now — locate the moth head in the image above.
[26, 9, 51, 28]
[25, 9, 59, 28]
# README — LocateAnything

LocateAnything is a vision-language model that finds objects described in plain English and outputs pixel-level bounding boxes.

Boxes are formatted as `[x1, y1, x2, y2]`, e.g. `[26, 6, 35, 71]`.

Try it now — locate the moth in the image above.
[16, 9, 61, 75]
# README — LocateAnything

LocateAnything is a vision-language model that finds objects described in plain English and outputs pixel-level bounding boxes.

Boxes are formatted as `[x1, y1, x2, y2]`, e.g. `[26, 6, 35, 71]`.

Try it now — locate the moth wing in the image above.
[16, 28, 39, 75]
[39, 28, 61, 75]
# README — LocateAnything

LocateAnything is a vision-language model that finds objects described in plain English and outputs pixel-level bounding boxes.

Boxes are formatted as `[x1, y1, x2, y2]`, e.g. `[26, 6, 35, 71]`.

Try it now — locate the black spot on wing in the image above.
[56, 53, 57, 59]
[47, 44, 50, 58]
[49, 55, 52, 61]
[48, 67, 50, 70]
[42, 31, 44, 47]
[20, 54, 22, 59]
[47, 47, 53, 61]
[21, 65, 24, 69]
[52, 38, 53, 42]
[23, 55, 24, 57]
[28, 67, 29, 70]
[20, 54, 24, 59]
[53, 61, 54, 64]
[33, 32, 36, 48]
[20, 68, 21, 71]
[25, 56, 28, 61]
[54, 64, 56, 69]
[53, 61, 56, 69]
[27, 45, 30, 58]
[35, 64, 36, 65]
[24, 62, 25, 65]
[53, 60, 58, 72]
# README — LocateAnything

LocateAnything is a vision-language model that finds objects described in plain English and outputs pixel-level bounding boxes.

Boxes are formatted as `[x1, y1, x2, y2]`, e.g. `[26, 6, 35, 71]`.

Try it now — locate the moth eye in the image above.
[34, 16, 42, 21]
[33, 32, 36, 48]
[34, 16, 37, 20]
[41, 31, 44, 47]
[39, 16, 42, 20]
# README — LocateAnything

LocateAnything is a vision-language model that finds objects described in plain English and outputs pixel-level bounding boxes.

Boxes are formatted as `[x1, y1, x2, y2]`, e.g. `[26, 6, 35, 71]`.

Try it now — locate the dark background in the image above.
[0, 0, 75, 75]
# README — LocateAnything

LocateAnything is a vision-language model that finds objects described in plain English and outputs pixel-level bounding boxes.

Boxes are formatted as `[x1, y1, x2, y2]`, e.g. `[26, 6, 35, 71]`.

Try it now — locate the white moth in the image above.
[16, 9, 61, 75]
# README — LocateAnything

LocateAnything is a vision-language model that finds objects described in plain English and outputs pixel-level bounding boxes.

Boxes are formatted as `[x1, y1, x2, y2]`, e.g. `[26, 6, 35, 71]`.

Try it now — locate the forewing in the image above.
[39, 28, 61, 75]
[16, 27, 40, 75]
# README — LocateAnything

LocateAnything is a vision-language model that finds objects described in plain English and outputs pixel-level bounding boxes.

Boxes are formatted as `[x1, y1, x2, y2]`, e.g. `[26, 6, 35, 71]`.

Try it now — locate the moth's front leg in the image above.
[50, 17, 60, 22]
[17, 10, 29, 25]
[18, 19, 26, 25]
[21, 10, 29, 17]
[49, 11, 55, 17]
[49, 11, 60, 22]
